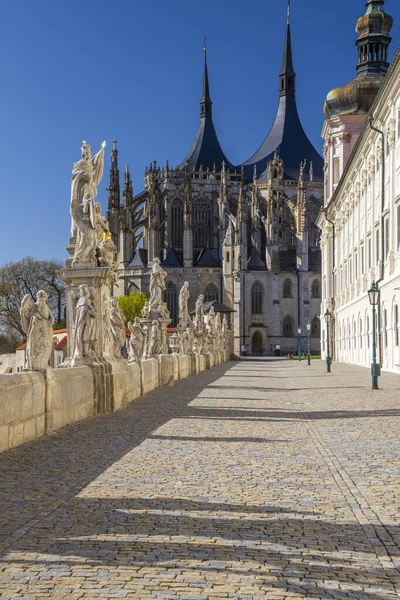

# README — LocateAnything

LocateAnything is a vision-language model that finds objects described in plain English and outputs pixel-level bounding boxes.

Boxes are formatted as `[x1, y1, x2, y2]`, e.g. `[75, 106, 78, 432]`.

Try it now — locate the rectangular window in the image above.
[354, 253, 358, 280]
[361, 245, 364, 275]
[368, 237, 372, 269]
[395, 305, 399, 347]
[384, 309, 388, 348]
[397, 205, 400, 249]
[333, 158, 340, 185]
[385, 218, 389, 258]
[376, 229, 380, 264]
[349, 258, 352, 284]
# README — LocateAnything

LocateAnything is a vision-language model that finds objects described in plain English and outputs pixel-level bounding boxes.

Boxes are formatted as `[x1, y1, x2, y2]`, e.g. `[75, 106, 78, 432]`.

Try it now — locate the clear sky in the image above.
[1, 0, 399, 265]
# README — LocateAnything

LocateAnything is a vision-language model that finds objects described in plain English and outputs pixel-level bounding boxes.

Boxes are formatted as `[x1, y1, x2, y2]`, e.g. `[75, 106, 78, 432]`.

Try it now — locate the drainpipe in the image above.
[369, 117, 385, 366]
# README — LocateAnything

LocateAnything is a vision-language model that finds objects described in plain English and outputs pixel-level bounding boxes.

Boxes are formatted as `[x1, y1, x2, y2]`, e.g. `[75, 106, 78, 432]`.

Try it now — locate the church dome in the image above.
[324, 0, 393, 119]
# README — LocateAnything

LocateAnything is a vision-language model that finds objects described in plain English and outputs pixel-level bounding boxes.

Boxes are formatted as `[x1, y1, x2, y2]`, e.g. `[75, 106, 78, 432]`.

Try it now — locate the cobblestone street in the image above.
[0, 358, 400, 599]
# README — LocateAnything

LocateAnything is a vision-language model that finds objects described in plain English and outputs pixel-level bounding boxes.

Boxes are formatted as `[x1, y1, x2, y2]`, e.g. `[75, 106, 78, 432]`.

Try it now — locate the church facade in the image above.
[317, 1, 400, 372]
[108, 9, 324, 357]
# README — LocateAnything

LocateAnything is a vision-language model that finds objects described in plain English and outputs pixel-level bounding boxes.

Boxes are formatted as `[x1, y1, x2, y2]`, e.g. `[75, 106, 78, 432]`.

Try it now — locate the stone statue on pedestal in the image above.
[109, 298, 126, 360]
[178, 281, 191, 330]
[70, 141, 106, 267]
[147, 319, 163, 359]
[181, 327, 194, 355]
[194, 294, 205, 332]
[20, 290, 54, 371]
[71, 284, 97, 364]
[149, 258, 168, 318]
[128, 317, 145, 363]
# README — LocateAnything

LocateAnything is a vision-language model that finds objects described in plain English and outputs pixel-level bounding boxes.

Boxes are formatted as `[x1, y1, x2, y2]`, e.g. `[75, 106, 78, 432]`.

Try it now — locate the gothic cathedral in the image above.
[107, 10, 324, 357]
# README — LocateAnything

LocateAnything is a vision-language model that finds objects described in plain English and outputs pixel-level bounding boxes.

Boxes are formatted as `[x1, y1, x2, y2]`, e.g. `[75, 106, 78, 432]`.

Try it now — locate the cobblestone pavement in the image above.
[1, 358, 400, 599]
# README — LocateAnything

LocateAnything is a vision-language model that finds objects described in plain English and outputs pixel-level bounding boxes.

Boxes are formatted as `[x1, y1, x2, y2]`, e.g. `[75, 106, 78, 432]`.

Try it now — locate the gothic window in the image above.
[311, 279, 321, 299]
[193, 197, 213, 249]
[165, 281, 178, 327]
[204, 282, 219, 303]
[170, 198, 183, 248]
[283, 316, 294, 338]
[311, 317, 320, 338]
[283, 279, 292, 298]
[251, 281, 264, 314]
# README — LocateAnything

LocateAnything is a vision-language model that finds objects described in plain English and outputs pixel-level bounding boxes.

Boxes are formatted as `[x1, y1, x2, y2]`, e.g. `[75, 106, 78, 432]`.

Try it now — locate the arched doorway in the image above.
[252, 331, 263, 355]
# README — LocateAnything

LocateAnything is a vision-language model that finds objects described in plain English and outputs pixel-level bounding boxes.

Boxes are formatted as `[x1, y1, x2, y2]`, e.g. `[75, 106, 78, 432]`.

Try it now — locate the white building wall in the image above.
[318, 50, 400, 373]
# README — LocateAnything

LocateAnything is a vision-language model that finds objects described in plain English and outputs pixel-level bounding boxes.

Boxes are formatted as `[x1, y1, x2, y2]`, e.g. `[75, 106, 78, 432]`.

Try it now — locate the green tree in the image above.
[117, 291, 147, 325]
[0, 257, 66, 342]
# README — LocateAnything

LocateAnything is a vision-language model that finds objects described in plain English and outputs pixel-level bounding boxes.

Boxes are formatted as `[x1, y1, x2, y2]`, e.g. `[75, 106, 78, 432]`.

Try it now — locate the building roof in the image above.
[55, 336, 67, 351]
[242, 15, 323, 182]
[162, 247, 182, 268]
[190, 300, 236, 315]
[127, 248, 148, 269]
[247, 246, 267, 271]
[194, 247, 220, 268]
[178, 47, 233, 172]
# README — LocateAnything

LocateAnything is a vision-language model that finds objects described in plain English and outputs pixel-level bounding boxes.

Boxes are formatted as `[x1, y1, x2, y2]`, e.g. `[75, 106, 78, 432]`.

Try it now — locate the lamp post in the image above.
[324, 310, 332, 373]
[297, 327, 302, 361]
[306, 322, 311, 366]
[368, 281, 380, 390]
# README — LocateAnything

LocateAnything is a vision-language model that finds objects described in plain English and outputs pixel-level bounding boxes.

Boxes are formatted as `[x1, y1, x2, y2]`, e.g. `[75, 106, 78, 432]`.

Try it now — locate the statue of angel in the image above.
[20, 290, 54, 371]
[109, 298, 126, 360]
[70, 140, 105, 265]
[128, 317, 145, 363]
[147, 319, 162, 359]
[178, 281, 191, 329]
[149, 258, 167, 316]
[141, 301, 150, 319]
[71, 284, 97, 363]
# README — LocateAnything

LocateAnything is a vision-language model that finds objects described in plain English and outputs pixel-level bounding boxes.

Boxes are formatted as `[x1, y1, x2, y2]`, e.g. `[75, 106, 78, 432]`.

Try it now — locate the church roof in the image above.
[242, 7, 323, 182]
[162, 247, 183, 267]
[194, 247, 220, 268]
[126, 248, 148, 269]
[247, 246, 267, 271]
[178, 44, 233, 172]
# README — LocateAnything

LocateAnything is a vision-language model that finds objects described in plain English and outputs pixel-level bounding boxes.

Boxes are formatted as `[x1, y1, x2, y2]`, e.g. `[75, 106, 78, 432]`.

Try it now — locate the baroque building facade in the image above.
[108, 8, 324, 356]
[317, 0, 400, 372]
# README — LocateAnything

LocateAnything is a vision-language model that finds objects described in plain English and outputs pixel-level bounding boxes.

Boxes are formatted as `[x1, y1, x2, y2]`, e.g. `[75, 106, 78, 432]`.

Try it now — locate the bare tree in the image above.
[0, 257, 66, 341]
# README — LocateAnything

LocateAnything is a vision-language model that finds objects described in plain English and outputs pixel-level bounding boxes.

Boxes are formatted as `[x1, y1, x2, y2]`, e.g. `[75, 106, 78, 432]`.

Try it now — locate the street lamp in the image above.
[306, 322, 311, 366]
[324, 310, 332, 373]
[368, 281, 380, 390]
[297, 327, 302, 361]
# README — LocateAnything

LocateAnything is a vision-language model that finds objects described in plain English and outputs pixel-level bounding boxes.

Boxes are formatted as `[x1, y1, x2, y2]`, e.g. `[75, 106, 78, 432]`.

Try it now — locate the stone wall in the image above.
[0, 347, 231, 454]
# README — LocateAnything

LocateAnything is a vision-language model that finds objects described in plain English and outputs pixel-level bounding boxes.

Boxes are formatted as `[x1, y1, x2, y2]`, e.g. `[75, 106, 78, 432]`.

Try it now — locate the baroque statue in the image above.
[109, 298, 126, 360]
[20, 290, 55, 371]
[149, 258, 168, 317]
[147, 319, 163, 359]
[178, 281, 191, 330]
[128, 317, 145, 363]
[194, 294, 205, 332]
[70, 140, 105, 266]
[71, 284, 97, 364]
[181, 327, 194, 355]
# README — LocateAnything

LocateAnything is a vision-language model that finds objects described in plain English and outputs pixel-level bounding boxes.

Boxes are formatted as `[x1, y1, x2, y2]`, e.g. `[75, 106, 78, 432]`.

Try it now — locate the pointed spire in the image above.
[123, 164, 133, 207]
[279, 0, 296, 97]
[107, 139, 120, 211]
[200, 37, 212, 119]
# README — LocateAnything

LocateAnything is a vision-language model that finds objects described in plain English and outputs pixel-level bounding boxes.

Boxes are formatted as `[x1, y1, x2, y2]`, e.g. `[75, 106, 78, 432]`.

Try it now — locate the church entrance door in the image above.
[252, 331, 263, 355]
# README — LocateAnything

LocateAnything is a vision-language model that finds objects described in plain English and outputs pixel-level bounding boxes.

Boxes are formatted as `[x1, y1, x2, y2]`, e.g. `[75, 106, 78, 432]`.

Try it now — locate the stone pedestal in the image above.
[158, 354, 177, 387]
[178, 354, 190, 380]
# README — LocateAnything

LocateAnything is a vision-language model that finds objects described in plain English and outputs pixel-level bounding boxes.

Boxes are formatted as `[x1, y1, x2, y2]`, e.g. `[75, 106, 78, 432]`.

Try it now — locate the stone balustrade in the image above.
[0, 346, 231, 454]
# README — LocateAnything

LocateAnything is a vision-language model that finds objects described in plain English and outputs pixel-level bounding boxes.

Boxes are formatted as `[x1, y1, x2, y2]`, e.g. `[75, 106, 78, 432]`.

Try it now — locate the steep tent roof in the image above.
[179, 43, 233, 172]
[242, 3, 323, 182]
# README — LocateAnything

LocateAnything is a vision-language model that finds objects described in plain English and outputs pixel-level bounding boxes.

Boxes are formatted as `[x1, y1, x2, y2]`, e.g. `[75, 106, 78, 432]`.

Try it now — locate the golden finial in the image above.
[103, 231, 112, 241]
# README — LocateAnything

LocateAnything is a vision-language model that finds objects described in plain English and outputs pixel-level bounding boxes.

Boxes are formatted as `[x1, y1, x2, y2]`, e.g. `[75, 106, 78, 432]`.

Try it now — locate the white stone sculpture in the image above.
[128, 317, 145, 363]
[70, 141, 106, 267]
[109, 298, 126, 360]
[72, 284, 97, 364]
[181, 327, 194, 355]
[141, 301, 150, 319]
[178, 281, 191, 329]
[149, 258, 168, 317]
[147, 319, 163, 358]
[195, 294, 205, 332]
[20, 290, 55, 371]
[169, 333, 181, 354]
[222, 315, 228, 334]
[193, 336, 202, 354]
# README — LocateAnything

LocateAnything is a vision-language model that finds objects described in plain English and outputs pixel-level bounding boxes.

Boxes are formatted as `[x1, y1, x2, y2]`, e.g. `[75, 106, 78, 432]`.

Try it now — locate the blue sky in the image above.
[1, 0, 399, 265]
